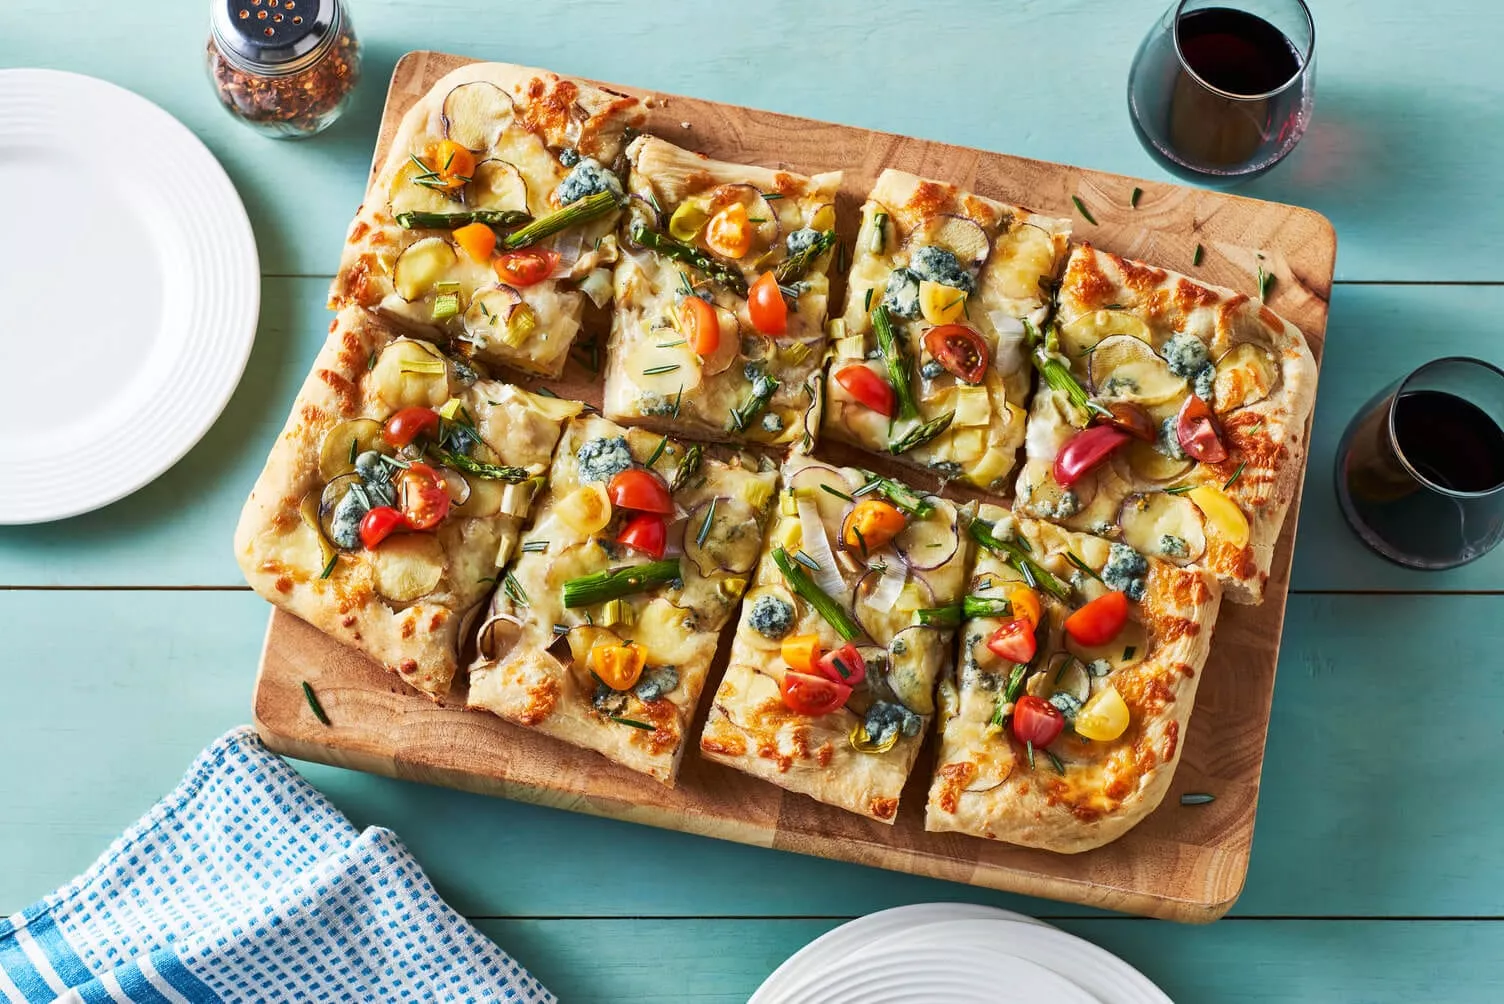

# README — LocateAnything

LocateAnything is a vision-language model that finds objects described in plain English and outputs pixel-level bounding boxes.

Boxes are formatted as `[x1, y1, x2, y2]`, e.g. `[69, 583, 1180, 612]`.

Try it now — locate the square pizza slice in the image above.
[699, 459, 970, 823]
[822, 169, 1070, 491]
[925, 505, 1222, 852]
[331, 62, 644, 377]
[235, 307, 580, 698]
[1013, 243, 1318, 604]
[603, 135, 841, 447]
[466, 414, 778, 784]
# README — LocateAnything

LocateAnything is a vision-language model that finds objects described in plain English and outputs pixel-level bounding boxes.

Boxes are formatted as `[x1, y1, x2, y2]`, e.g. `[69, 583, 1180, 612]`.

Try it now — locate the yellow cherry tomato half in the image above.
[1188, 484, 1251, 549]
[1073, 685, 1131, 741]
[780, 633, 823, 675]
[590, 642, 646, 691]
[1007, 587, 1042, 630]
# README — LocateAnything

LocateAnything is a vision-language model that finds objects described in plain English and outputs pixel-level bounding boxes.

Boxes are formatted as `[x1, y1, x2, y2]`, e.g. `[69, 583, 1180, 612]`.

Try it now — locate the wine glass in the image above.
[1127, 0, 1316, 184]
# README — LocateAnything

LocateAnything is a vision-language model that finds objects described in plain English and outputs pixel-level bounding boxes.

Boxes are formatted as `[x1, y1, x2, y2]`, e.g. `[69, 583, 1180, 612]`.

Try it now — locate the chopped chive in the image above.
[820, 483, 855, 503]
[1130, 187, 1142, 208]
[748, 217, 768, 223]
[697, 497, 718, 548]
[553, 623, 569, 636]
[1248, 422, 1263, 435]
[1072, 195, 1097, 226]
[670, 385, 684, 419]
[1004, 662, 1028, 703]
[1045, 750, 1065, 775]
[656, 339, 687, 349]
[319, 554, 338, 580]
[367, 349, 378, 371]
[1258, 263, 1274, 302]
[301, 681, 331, 725]
[1104, 303, 1124, 310]
[503, 571, 529, 606]
[1223, 461, 1247, 491]
[1180, 793, 1216, 806]
[645, 435, 669, 467]
[763, 192, 783, 200]
[642, 363, 681, 376]
[864, 287, 873, 311]
[1123, 645, 1137, 661]
[521, 540, 549, 554]
[1026, 739, 1036, 770]
[1193, 244, 1204, 266]
[1014, 534, 1033, 553]
[534, 386, 559, 399]
[610, 716, 656, 731]
[347, 438, 358, 465]
[793, 549, 821, 571]
[871, 212, 888, 253]
[1066, 551, 1102, 581]
[1164, 484, 1195, 495]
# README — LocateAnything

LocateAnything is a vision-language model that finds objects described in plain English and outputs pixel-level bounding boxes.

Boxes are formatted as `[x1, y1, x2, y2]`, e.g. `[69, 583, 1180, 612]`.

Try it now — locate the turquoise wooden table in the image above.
[5, 1, 1504, 999]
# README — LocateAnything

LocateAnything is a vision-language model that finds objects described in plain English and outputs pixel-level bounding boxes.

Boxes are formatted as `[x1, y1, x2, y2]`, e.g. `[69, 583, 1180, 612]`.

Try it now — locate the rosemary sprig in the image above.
[642, 363, 681, 376]
[1257, 261, 1274, 302]
[629, 221, 749, 296]
[1223, 460, 1247, 490]
[503, 572, 529, 606]
[521, 539, 549, 554]
[889, 411, 955, 455]
[820, 483, 855, 504]
[772, 546, 862, 641]
[302, 681, 331, 725]
[1065, 551, 1102, 582]
[610, 716, 656, 731]
[1193, 243, 1204, 266]
[774, 229, 836, 285]
[503, 191, 620, 250]
[853, 471, 935, 518]
[1164, 484, 1195, 495]
[1045, 750, 1066, 775]
[1180, 793, 1216, 806]
[319, 554, 338, 580]
[1130, 187, 1142, 209]
[562, 559, 681, 608]
[872, 306, 919, 422]
[1072, 195, 1097, 226]
[697, 497, 718, 548]
[645, 435, 669, 468]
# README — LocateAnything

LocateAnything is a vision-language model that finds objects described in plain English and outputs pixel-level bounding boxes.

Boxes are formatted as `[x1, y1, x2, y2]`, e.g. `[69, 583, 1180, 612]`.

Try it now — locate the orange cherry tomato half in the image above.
[922, 324, 989, 384]
[422, 140, 477, 190]
[1054, 425, 1131, 487]
[606, 468, 674, 515]
[395, 462, 451, 530]
[382, 406, 441, 449]
[779, 670, 852, 717]
[835, 365, 896, 418]
[616, 512, 668, 559]
[986, 618, 1038, 664]
[453, 222, 497, 263]
[780, 634, 823, 674]
[748, 271, 788, 335]
[1175, 394, 1228, 464]
[1064, 590, 1131, 646]
[493, 249, 559, 287]
[705, 202, 753, 259]
[359, 506, 406, 550]
[1011, 695, 1065, 748]
[841, 499, 907, 552]
[815, 642, 867, 688]
[681, 295, 720, 357]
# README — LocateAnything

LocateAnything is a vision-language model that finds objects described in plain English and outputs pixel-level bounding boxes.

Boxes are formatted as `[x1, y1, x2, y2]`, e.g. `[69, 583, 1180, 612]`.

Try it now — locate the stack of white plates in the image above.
[750, 904, 1171, 1003]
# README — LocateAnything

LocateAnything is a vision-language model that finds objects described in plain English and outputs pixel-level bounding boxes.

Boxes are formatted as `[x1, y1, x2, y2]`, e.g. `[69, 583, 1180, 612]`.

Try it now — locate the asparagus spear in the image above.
[426, 447, 531, 483]
[889, 411, 954, 455]
[774, 229, 836, 285]
[729, 373, 781, 433]
[852, 471, 935, 518]
[967, 518, 1072, 601]
[628, 221, 749, 296]
[562, 559, 681, 608]
[502, 191, 620, 250]
[771, 547, 862, 641]
[670, 443, 703, 493]
[395, 209, 532, 230]
[872, 305, 919, 422]
[916, 595, 1016, 627]
[1024, 320, 1109, 421]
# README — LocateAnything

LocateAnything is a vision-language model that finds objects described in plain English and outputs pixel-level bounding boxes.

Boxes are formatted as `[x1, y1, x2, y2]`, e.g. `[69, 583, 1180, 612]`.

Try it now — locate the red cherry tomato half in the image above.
[1054, 425, 1131, 487]
[922, 324, 989, 385]
[1175, 394, 1228, 464]
[986, 618, 1038, 664]
[779, 671, 852, 717]
[493, 249, 559, 287]
[815, 642, 867, 688]
[395, 462, 451, 530]
[681, 295, 720, 357]
[616, 512, 668, 559]
[835, 364, 896, 418]
[1063, 590, 1131, 646]
[748, 271, 788, 336]
[359, 506, 406, 550]
[606, 468, 675, 514]
[382, 406, 441, 449]
[1011, 695, 1065, 748]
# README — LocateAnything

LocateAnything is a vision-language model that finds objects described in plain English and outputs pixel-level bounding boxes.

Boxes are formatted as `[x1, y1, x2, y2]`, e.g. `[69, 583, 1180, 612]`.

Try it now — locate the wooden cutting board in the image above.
[253, 51, 1334, 922]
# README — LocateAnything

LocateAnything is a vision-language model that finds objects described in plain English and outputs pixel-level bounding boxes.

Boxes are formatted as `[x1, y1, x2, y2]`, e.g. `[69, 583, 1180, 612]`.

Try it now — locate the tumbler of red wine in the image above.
[1128, 0, 1315, 184]
[1336, 359, 1504, 570]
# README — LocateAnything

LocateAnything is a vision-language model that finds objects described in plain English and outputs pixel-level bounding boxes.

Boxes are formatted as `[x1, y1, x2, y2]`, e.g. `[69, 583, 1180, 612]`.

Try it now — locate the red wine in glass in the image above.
[1128, 0, 1315, 184]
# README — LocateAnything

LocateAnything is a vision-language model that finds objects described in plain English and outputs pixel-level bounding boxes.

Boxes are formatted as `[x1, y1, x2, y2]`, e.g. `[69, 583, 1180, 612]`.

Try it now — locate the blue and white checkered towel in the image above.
[0, 727, 554, 1003]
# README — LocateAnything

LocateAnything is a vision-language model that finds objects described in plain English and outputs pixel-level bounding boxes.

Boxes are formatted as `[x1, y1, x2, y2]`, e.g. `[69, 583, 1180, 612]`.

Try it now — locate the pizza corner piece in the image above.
[233, 306, 581, 699]
[823, 168, 1071, 491]
[699, 458, 971, 823]
[925, 504, 1222, 853]
[330, 62, 646, 378]
[603, 134, 841, 448]
[465, 414, 779, 785]
[1013, 242, 1319, 604]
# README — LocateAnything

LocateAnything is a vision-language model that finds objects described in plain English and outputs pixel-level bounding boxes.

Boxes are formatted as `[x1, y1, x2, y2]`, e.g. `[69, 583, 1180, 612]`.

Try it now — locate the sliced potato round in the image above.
[1119, 492, 1207, 565]
[1058, 309, 1153, 360]
[371, 340, 451, 410]
[392, 237, 459, 302]
[372, 533, 446, 603]
[318, 419, 386, 481]
[685, 497, 761, 578]
[624, 339, 702, 395]
[299, 489, 336, 569]
[888, 625, 943, 715]
[1089, 335, 1187, 404]
[1018, 465, 1096, 519]
[467, 158, 529, 213]
[1120, 438, 1195, 484]
[452, 475, 505, 518]
[1066, 618, 1149, 674]
[464, 284, 522, 340]
[987, 222, 1058, 301]
[627, 599, 701, 666]
[913, 213, 991, 268]
[810, 202, 837, 232]
[318, 472, 363, 544]
[442, 81, 515, 151]
[1214, 342, 1280, 413]
[388, 156, 459, 217]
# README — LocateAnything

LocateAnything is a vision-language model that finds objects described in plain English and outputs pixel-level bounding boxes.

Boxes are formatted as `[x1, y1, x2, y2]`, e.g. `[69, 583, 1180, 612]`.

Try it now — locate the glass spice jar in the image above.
[207, 0, 361, 139]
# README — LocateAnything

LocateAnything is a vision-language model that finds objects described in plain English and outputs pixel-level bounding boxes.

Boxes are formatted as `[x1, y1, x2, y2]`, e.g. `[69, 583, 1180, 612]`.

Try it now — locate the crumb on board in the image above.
[681, 121, 692, 129]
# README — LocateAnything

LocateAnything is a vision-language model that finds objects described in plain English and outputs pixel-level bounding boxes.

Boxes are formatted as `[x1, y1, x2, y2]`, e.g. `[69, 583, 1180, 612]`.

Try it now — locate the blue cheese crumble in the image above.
[748, 593, 795, 639]
[1159, 534, 1189, 558]
[575, 436, 633, 483]
[557, 147, 581, 168]
[1102, 542, 1149, 601]
[920, 359, 945, 380]
[633, 665, 680, 702]
[786, 227, 820, 255]
[1162, 331, 1216, 402]
[1035, 489, 1081, 520]
[760, 411, 785, 433]
[1155, 416, 1187, 460]
[555, 157, 622, 206]
[329, 486, 371, 550]
[863, 701, 923, 746]
[881, 268, 922, 318]
[1101, 375, 1140, 398]
[909, 245, 975, 293]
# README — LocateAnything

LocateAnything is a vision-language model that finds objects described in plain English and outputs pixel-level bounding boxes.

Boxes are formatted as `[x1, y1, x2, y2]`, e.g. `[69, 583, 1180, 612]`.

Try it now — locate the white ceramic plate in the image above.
[0, 69, 258, 523]
[790, 945, 1099, 1004]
